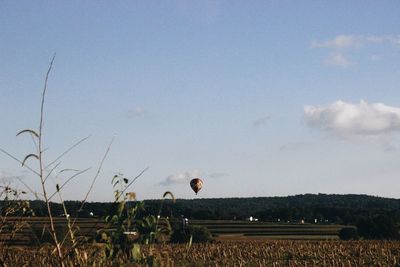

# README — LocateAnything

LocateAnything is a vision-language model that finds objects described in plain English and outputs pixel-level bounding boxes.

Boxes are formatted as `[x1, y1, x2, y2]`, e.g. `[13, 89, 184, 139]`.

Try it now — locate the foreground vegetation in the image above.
[1, 240, 399, 266]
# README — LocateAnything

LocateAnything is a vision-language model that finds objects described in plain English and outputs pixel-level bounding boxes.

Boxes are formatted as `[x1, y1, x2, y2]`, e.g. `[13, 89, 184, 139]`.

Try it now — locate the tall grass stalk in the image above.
[0, 55, 95, 266]
[2, 55, 66, 265]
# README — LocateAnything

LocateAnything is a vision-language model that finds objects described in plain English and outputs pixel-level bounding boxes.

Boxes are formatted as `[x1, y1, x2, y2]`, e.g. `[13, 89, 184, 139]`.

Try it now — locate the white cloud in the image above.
[324, 53, 354, 68]
[253, 114, 271, 127]
[160, 169, 201, 186]
[311, 34, 400, 49]
[304, 100, 400, 139]
[311, 35, 360, 49]
[127, 107, 145, 118]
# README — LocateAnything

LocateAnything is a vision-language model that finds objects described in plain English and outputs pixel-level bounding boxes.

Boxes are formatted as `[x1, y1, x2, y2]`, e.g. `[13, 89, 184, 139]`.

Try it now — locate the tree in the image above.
[357, 214, 399, 240]
[339, 227, 359, 240]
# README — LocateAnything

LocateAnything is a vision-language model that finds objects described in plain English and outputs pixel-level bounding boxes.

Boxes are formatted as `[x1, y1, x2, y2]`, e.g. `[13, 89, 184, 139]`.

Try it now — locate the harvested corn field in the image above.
[1, 240, 400, 266]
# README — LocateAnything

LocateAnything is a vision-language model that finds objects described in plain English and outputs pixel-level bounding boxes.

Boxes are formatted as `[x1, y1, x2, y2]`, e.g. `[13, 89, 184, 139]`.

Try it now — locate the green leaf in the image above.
[117, 201, 125, 215]
[132, 244, 141, 261]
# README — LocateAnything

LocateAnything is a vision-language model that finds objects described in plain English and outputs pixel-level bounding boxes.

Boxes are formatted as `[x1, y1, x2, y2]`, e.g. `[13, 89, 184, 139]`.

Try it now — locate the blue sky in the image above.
[1, 1, 400, 201]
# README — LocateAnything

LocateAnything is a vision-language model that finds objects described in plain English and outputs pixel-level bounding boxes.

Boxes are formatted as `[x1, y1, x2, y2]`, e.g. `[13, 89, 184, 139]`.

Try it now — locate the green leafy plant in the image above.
[99, 174, 175, 266]
[99, 173, 145, 262]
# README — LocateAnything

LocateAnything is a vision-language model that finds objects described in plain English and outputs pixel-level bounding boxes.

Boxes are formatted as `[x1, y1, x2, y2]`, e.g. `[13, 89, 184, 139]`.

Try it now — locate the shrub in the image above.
[188, 225, 212, 243]
[357, 214, 400, 240]
[339, 227, 359, 240]
[170, 223, 212, 243]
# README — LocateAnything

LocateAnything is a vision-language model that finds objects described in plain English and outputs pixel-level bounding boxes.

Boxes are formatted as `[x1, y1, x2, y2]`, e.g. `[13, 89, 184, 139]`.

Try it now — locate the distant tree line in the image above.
[1, 194, 399, 239]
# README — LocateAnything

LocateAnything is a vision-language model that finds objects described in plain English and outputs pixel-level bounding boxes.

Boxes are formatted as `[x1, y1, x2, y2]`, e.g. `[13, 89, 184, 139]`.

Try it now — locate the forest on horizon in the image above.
[7, 193, 399, 223]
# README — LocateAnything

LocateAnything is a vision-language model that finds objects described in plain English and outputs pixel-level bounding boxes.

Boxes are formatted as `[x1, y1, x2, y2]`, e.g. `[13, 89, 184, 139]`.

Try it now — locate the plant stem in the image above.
[37, 54, 64, 266]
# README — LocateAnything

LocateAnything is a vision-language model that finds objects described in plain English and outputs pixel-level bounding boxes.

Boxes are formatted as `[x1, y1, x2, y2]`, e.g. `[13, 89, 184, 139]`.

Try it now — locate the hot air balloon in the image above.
[190, 178, 203, 195]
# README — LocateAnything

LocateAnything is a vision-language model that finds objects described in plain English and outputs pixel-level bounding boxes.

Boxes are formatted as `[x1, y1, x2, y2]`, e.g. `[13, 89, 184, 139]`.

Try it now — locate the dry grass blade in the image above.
[22, 153, 39, 166]
[59, 169, 80, 173]
[0, 148, 40, 176]
[45, 135, 91, 169]
[15, 177, 43, 199]
[163, 191, 176, 203]
[66, 137, 114, 245]
[16, 129, 39, 138]
[120, 166, 149, 196]
[48, 168, 91, 200]
[78, 137, 114, 211]
[39, 54, 55, 138]
[44, 162, 62, 183]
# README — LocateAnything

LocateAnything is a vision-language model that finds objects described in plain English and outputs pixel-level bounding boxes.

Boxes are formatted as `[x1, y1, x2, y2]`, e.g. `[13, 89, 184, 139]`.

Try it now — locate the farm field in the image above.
[1, 240, 399, 266]
[149, 240, 400, 266]
[191, 220, 345, 240]
[2, 218, 399, 266]
[0, 217, 345, 246]
[0, 217, 105, 246]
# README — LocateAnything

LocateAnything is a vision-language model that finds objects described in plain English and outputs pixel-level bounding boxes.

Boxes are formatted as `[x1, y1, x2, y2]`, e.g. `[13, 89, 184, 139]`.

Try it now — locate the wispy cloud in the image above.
[311, 35, 360, 49]
[208, 172, 229, 179]
[279, 142, 308, 152]
[311, 34, 400, 49]
[253, 114, 271, 127]
[370, 54, 382, 62]
[311, 34, 400, 67]
[304, 100, 400, 139]
[384, 144, 398, 152]
[324, 52, 354, 68]
[159, 169, 228, 186]
[159, 169, 201, 186]
[127, 107, 145, 118]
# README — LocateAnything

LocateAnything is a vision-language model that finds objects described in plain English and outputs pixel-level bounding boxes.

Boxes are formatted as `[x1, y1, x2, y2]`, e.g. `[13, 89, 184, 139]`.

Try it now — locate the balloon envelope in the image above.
[190, 178, 203, 194]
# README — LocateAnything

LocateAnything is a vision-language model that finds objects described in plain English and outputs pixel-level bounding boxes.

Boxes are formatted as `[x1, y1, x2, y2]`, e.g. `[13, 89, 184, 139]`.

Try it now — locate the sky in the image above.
[1, 1, 400, 201]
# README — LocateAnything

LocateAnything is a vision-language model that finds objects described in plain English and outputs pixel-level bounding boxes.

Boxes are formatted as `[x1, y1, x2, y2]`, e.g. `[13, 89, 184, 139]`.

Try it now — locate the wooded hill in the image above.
[143, 194, 400, 224]
[4, 194, 399, 225]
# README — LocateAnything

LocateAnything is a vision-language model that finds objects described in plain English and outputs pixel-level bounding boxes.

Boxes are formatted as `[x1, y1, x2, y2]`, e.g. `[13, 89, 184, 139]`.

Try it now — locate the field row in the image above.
[1, 217, 346, 246]
[0, 217, 103, 246]
[1, 240, 399, 266]
[149, 240, 400, 266]
[190, 220, 345, 240]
